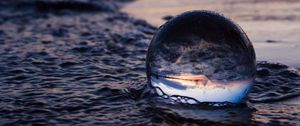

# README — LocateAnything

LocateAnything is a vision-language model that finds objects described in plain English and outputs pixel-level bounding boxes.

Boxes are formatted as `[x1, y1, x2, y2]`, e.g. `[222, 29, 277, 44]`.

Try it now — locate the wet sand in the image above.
[123, 0, 300, 69]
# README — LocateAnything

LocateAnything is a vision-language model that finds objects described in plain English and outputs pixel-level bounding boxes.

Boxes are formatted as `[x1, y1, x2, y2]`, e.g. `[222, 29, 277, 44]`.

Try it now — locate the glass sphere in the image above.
[146, 11, 256, 104]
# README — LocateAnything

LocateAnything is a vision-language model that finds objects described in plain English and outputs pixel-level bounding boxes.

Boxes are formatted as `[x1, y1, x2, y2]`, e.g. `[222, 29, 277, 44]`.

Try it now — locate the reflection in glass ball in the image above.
[146, 11, 256, 104]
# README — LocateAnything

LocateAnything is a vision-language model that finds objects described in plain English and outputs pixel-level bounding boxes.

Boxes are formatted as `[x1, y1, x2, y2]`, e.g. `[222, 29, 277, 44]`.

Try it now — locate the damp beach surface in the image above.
[0, 0, 299, 125]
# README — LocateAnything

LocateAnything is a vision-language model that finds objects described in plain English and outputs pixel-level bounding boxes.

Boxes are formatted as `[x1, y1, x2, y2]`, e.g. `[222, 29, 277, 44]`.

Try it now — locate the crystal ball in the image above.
[146, 11, 256, 104]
